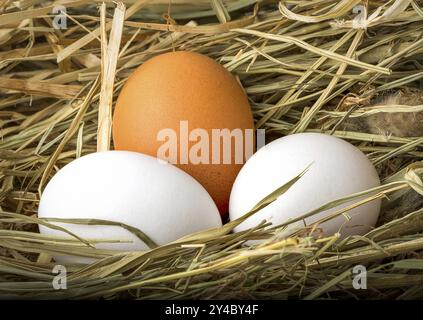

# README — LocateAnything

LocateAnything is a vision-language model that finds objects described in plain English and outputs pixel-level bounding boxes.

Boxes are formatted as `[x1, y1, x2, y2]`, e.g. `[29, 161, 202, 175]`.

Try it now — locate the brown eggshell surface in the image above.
[112, 51, 254, 215]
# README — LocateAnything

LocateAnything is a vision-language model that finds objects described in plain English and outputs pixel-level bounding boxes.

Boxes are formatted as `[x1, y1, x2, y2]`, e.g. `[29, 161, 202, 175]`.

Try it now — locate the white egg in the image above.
[38, 151, 222, 263]
[229, 133, 381, 237]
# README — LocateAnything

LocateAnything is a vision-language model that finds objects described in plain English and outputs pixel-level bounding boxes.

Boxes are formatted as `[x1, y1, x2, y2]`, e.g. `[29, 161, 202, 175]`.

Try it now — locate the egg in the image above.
[112, 51, 255, 216]
[229, 133, 381, 237]
[38, 151, 222, 263]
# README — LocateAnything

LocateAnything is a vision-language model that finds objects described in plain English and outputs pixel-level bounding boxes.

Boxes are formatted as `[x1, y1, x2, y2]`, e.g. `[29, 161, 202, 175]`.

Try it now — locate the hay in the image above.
[0, 0, 423, 299]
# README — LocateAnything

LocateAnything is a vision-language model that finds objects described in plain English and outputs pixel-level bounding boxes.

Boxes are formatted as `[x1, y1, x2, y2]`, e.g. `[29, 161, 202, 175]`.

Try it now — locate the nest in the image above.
[1, 0, 423, 300]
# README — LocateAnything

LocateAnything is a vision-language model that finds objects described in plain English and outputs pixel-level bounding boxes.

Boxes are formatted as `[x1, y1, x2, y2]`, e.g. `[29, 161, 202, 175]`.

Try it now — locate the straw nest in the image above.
[1, 0, 423, 300]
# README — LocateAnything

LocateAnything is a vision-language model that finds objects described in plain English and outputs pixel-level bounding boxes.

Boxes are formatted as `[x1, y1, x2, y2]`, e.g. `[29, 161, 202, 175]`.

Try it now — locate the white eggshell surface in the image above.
[38, 151, 222, 262]
[229, 133, 381, 237]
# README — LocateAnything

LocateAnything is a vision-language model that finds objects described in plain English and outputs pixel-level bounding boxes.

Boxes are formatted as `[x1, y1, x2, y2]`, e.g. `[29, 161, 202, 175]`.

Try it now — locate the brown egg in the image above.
[112, 51, 254, 216]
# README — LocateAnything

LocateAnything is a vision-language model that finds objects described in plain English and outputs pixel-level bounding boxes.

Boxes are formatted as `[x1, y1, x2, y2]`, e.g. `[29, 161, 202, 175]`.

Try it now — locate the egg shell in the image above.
[112, 51, 255, 215]
[38, 151, 222, 263]
[229, 133, 381, 237]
